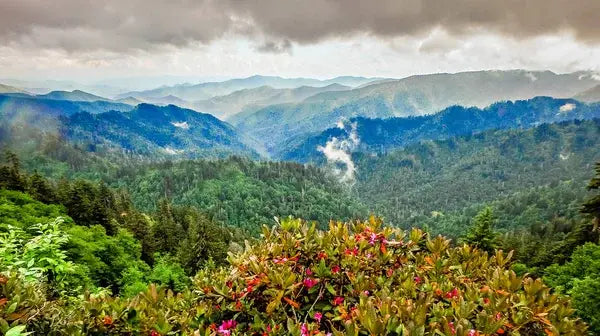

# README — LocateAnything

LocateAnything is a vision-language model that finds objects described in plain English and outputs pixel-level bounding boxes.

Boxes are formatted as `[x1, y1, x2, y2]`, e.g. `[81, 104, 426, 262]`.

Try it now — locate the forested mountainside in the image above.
[1, 151, 598, 334]
[279, 97, 600, 162]
[0, 96, 258, 160]
[354, 119, 600, 235]
[231, 70, 600, 154]
[0, 94, 133, 117]
[193, 83, 351, 120]
[107, 158, 367, 235]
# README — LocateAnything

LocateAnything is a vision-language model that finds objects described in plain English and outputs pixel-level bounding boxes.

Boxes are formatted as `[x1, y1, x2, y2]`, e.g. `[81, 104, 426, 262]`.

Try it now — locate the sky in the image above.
[1, 0, 599, 84]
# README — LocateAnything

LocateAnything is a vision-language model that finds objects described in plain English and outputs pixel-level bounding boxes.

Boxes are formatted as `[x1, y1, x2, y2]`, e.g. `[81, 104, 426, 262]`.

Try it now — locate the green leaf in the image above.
[6, 325, 28, 336]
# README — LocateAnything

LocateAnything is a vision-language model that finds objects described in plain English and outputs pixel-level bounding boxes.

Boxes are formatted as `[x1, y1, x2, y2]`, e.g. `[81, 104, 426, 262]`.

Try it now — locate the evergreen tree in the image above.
[581, 162, 600, 231]
[0, 150, 26, 191]
[177, 212, 229, 274]
[463, 206, 497, 253]
[28, 171, 57, 204]
[152, 199, 184, 254]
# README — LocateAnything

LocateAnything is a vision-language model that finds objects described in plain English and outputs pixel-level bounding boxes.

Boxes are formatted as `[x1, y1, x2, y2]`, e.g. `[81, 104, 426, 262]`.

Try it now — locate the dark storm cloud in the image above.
[1, 0, 599, 52]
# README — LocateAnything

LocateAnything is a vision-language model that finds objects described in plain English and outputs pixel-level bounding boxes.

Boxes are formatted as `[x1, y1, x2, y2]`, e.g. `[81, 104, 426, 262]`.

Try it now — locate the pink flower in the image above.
[303, 277, 319, 289]
[445, 288, 459, 299]
[369, 233, 378, 245]
[468, 329, 478, 336]
[314, 311, 323, 322]
[414, 276, 422, 284]
[363, 290, 370, 296]
[331, 265, 340, 274]
[301, 323, 309, 336]
[448, 322, 456, 335]
[218, 320, 237, 335]
[305, 268, 313, 276]
[332, 296, 344, 306]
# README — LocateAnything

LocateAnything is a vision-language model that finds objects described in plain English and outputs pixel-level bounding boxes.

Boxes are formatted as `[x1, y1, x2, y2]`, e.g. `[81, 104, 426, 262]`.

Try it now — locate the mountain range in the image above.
[230, 70, 600, 155]
[116, 75, 382, 102]
[279, 97, 600, 162]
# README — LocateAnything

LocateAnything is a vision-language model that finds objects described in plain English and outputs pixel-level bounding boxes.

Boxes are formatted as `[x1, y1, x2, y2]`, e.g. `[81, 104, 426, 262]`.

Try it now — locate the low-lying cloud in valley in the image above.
[318, 120, 360, 183]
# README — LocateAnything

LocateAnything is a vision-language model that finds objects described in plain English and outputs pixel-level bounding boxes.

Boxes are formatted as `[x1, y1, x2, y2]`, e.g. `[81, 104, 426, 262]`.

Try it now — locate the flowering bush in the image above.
[1, 217, 588, 335]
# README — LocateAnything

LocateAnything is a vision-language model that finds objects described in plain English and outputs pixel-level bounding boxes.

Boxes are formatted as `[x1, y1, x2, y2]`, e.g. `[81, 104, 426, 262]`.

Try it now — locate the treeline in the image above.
[0, 152, 234, 296]
[356, 119, 600, 234]
[105, 156, 367, 235]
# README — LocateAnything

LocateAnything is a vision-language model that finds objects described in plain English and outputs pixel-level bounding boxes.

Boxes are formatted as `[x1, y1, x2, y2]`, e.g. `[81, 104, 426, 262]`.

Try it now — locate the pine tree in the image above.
[463, 206, 498, 253]
[177, 212, 229, 274]
[582, 162, 600, 231]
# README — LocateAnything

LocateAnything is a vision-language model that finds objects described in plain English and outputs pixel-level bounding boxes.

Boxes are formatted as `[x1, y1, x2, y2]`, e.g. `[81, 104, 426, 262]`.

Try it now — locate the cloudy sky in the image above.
[1, 0, 599, 84]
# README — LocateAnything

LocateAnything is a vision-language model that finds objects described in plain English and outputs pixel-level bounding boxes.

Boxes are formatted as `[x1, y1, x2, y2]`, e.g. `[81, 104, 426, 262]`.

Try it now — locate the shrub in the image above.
[1, 217, 588, 335]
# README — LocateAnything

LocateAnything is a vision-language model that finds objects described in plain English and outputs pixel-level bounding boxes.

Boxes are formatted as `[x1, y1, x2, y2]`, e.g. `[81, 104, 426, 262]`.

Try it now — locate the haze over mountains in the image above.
[2, 69, 600, 164]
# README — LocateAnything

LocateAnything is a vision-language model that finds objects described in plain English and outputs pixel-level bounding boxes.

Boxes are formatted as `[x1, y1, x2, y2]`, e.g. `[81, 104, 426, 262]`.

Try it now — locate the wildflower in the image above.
[314, 311, 323, 322]
[331, 265, 341, 274]
[103, 315, 113, 326]
[150, 331, 160, 336]
[306, 268, 313, 276]
[448, 322, 456, 335]
[369, 233, 378, 245]
[414, 276, 422, 284]
[445, 288, 459, 299]
[483, 298, 490, 305]
[332, 296, 344, 306]
[468, 329, 479, 336]
[363, 290, 370, 296]
[303, 277, 319, 288]
[317, 251, 328, 260]
[301, 323, 309, 336]
[218, 320, 237, 336]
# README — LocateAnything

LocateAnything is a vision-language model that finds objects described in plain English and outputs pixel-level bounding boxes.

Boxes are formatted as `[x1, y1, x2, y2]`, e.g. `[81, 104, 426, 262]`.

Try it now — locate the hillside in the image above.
[354, 119, 600, 235]
[0, 83, 29, 94]
[64, 103, 258, 159]
[37, 89, 111, 102]
[574, 84, 600, 102]
[193, 83, 351, 119]
[279, 97, 600, 162]
[0, 94, 133, 119]
[231, 70, 600, 154]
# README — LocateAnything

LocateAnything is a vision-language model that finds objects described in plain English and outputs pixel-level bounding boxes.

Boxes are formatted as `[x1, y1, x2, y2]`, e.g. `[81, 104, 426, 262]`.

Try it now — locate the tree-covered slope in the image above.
[108, 157, 367, 235]
[63, 103, 258, 159]
[280, 97, 600, 162]
[354, 119, 600, 234]
[0, 97, 259, 160]
[232, 70, 600, 155]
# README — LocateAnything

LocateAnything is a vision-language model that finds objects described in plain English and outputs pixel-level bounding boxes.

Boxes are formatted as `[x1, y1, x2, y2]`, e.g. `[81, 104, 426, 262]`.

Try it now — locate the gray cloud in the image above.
[255, 39, 292, 53]
[1, 0, 599, 52]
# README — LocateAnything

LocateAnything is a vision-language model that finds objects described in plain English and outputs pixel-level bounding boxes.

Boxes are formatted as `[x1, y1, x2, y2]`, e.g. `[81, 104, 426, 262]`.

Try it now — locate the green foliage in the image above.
[1, 217, 587, 335]
[462, 207, 497, 253]
[356, 120, 600, 237]
[543, 243, 600, 334]
[114, 157, 367, 235]
[0, 189, 67, 231]
[64, 225, 149, 293]
[0, 218, 86, 294]
[147, 255, 190, 293]
[581, 161, 600, 224]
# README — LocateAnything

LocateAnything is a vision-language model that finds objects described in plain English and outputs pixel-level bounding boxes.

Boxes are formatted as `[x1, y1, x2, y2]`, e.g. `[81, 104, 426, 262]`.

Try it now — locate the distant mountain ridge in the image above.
[231, 70, 600, 155]
[37, 90, 111, 102]
[279, 96, 600, 162]
[574, 84, 600, 102]
[64, 103, 258, 159]
[0, 95, 258, 160]
[193, 83, 351, 119]
[117, 75, 382, 102]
